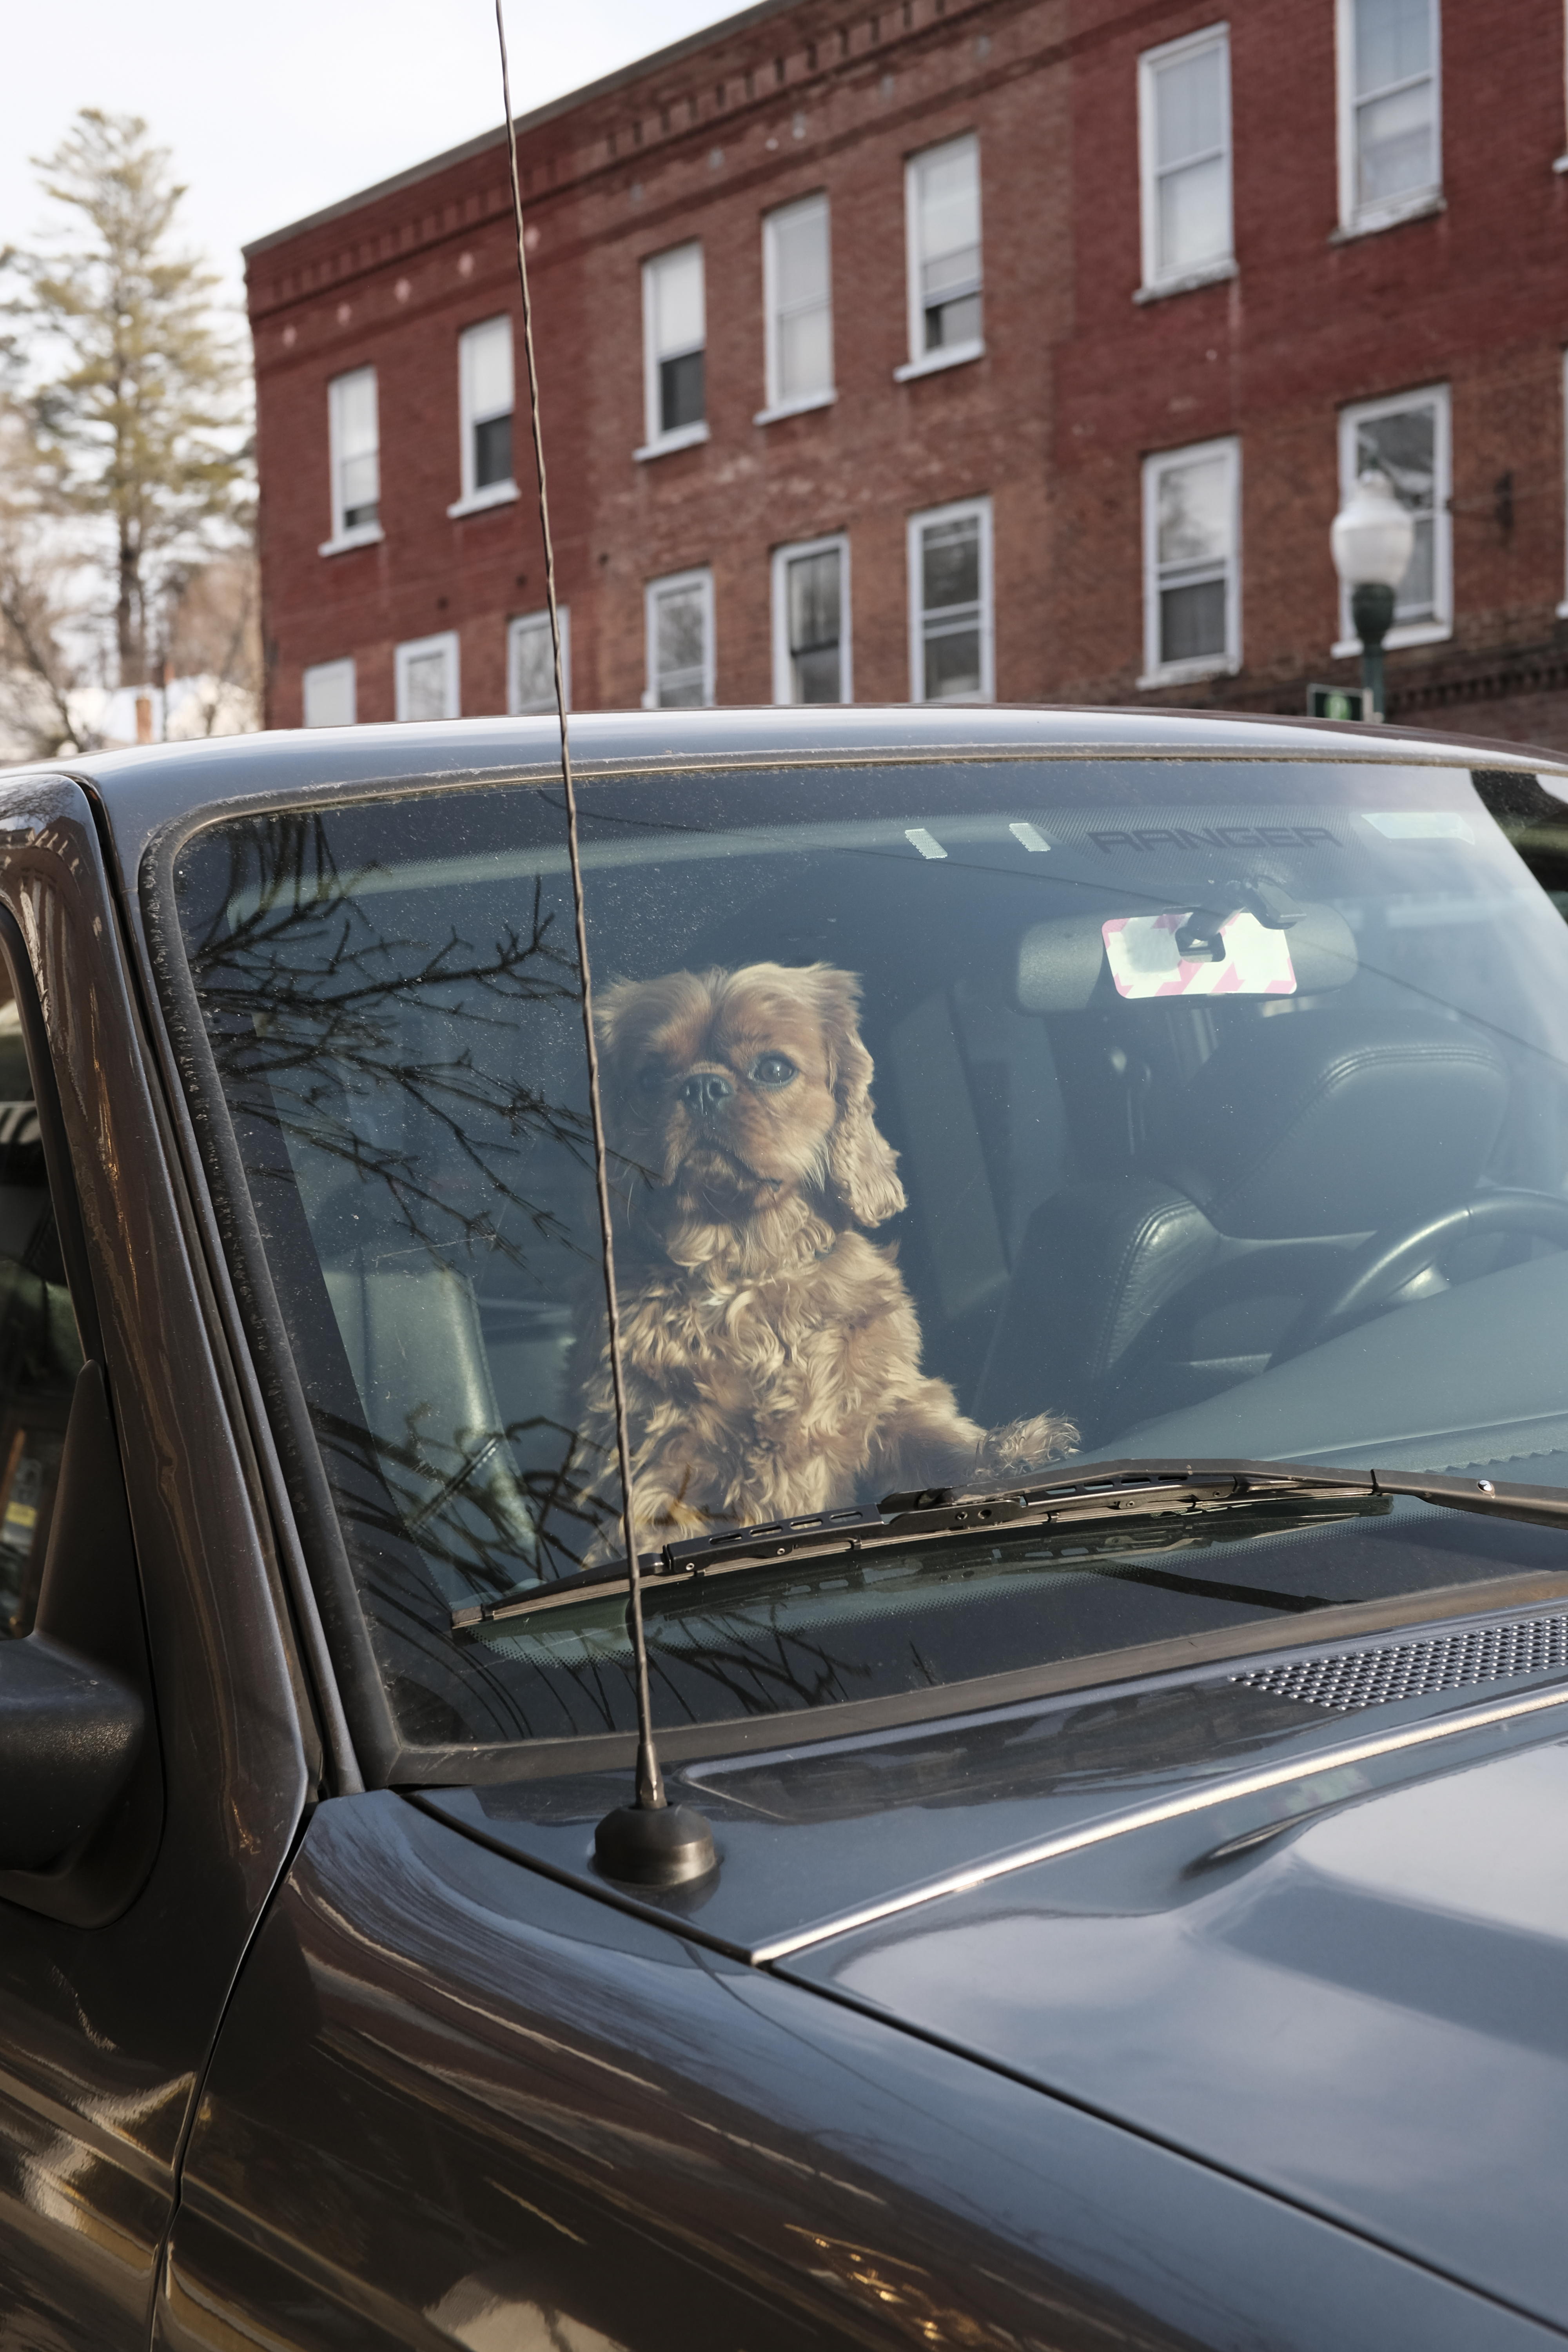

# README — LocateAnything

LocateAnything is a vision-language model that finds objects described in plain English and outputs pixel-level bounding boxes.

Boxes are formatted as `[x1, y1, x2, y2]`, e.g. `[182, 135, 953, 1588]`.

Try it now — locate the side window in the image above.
[1336, 386, 1450, 646]
[1141, 436, 1241, 685]
[761, 194, 834, 418]
[908, 497, 993, 702]
[509, 608, 570, 714]
[1337, 0, 1441, 233]
[395, 630, 461, 722]
[772, 535, 850, 704]
[0, 979, 85, 1637]
[302, 657, 356, 728]
[640, 244, 707, 457]
[900, 135, 983, 377]
[451, 316, 516, 516]
[644, 568, 715, 707]
[1138, 24, 1233, 295]
[323, 366, 381, 555]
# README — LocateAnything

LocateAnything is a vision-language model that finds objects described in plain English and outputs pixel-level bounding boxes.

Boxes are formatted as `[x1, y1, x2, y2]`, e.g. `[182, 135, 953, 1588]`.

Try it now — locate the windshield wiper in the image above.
[451, 1455, 1568, 1631]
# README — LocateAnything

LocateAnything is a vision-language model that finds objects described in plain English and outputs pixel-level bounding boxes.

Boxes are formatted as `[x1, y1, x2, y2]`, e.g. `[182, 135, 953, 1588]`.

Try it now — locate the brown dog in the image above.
[567, 962, 1074, 1559]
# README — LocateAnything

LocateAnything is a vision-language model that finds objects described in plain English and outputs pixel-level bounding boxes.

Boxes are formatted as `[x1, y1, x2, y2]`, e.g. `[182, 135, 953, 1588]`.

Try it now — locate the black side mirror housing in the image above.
[0, 1361, 161, 1920]
[0, 1628, 142, 1868]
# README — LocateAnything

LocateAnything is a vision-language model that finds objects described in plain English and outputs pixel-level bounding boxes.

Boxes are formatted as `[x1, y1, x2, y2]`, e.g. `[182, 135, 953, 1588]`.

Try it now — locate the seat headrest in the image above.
[1159, 1011, 1508, 1238]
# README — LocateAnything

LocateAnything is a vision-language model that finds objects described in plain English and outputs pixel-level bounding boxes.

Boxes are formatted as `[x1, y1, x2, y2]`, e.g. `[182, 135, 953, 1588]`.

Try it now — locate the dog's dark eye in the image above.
[749, 1053, 798, 1089]
[637, 1064, 668, 1094]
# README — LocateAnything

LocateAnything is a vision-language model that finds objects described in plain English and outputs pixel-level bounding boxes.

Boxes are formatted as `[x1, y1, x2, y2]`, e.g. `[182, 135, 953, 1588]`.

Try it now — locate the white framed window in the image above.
[1335, 385, 1451, 649]
[897, 136, 983, 382]
[758, 195, 834, 423]
[448, 316, 516, 517]
[644, 569, 714, 707]
[907, 499, 993, 703]
[771, 536, 850, 704]
[394, 631, 460, 722]
[1336, 0, 1441, 234]
[639, 245, 707, 459]
[508, 608, 571, 713]
[1137, 25, 1234, 296]
[301, 657, 356, 728]
[1141, 437, 1241, 685]
[322, 367, 381, 555]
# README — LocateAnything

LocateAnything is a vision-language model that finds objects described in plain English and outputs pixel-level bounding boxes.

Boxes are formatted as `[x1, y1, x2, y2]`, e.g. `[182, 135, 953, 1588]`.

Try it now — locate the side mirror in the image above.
[0, 1630, 142, 1869]
[0, 1362, 160, 1920]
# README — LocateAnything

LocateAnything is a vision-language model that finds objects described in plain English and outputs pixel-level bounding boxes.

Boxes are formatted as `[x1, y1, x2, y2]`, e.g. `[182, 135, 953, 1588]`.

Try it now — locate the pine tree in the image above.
[2, 109, 247, 690]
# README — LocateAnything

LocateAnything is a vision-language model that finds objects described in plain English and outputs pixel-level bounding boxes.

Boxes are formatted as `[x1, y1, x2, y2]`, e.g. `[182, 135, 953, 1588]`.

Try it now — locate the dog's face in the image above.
[597, 962, 906, 1230]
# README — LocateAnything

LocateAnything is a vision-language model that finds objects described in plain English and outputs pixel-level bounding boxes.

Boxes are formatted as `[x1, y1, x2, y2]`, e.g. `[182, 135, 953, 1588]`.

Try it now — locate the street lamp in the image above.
[1330, 470, 1415, 723]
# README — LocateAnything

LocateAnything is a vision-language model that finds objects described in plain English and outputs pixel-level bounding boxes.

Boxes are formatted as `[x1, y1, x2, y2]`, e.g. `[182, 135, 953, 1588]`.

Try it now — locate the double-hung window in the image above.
[1337, 0, 1441, 232]
[899, 136, 983, 378]
[508, 609, 570, 713]
[323, 367, 380, 554]
[450, 317, 516, 516]
[394, 632, 460, 722]
[1138, 26, 1234, 294]
[908, 499, 993, 702]
[760, 196, 834, 421]
[644, 570, 714, 707]
[640, 245, 707, 457]
[772, 537, 850, 704]
[1142, 438, 1241, 684]
[302, 658, 356, 728]
[1336, 387, 1451, 647]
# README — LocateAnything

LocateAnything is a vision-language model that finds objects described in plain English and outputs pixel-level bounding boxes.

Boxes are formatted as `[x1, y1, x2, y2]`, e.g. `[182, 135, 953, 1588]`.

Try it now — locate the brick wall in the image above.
[247, 0, 1568, 748]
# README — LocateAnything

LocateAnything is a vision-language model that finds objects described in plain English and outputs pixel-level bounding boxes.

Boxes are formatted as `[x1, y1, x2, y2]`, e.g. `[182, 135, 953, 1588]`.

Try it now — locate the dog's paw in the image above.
[976, 1413, 1078, 1479]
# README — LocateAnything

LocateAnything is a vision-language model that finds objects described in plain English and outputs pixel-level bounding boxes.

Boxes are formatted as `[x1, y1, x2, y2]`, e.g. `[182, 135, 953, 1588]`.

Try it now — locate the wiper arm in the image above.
[452, 1455, 1568, 1632]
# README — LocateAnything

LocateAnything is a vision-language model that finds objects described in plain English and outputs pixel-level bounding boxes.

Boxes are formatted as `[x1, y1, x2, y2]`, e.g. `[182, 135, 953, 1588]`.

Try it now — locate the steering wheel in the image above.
[1272, 1191, 1568, 1364]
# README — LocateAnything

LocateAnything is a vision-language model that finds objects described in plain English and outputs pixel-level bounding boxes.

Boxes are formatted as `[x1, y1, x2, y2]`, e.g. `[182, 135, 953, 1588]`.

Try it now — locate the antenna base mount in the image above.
[595, 1801, 717, 1887]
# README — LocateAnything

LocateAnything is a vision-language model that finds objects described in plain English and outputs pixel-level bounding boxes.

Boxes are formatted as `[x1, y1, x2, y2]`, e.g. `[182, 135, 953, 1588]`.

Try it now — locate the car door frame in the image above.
[0, 773, 324, 2345]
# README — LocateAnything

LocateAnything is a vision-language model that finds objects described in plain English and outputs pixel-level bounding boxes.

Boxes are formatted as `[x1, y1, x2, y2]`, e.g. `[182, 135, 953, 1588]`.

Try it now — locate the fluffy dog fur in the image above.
[568, 961, 1074, 1557]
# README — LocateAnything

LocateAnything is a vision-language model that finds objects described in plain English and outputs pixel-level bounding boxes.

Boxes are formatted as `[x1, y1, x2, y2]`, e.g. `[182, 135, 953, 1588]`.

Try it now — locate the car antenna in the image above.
[495, 0, 715, 1890]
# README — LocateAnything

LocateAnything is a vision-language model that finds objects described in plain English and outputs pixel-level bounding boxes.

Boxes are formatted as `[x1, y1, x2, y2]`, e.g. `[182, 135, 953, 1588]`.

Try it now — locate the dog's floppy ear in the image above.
[812, 967, 906, 1228]
[592, 976, 641, 1060]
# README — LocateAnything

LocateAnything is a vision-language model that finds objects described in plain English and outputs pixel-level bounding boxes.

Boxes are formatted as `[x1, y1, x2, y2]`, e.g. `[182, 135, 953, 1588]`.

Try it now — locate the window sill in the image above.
[318, 526, 384, 557]
[894, 341, 985, 383]
[1137, 655, 1240, 689]
[1329, 191, 1446, 243]
[634, 423, 710, 462]
[447, 482, 519, 519]
[753, 389, 837, 426]
[1330, 621, 1450, 656]
[1134, 258, 1238, 304]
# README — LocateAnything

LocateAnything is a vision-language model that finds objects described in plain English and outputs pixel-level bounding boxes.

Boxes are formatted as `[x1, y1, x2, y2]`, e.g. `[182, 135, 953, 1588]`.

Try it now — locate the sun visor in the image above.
[1016, 902, 1357, 1011]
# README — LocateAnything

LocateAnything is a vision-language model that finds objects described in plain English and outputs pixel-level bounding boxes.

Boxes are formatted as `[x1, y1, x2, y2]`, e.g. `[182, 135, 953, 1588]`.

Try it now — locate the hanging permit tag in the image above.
[1102, 911, 1297, 999]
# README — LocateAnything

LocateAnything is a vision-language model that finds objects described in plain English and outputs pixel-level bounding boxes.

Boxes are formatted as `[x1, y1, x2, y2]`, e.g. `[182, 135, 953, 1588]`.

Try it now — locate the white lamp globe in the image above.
[1330, 470, 1416, 592]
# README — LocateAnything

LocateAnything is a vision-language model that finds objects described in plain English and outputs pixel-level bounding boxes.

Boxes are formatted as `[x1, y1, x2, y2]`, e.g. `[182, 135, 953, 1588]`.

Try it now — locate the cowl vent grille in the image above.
[1234, 1614, 1568, 1712]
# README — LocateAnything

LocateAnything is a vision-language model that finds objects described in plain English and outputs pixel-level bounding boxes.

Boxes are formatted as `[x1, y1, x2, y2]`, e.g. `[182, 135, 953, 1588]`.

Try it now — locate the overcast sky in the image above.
[0, 0, 730, 313]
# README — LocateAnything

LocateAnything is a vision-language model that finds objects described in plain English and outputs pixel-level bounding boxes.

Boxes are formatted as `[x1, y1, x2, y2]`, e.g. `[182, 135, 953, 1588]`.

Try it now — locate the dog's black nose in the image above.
[681, 1071, 734, 1115]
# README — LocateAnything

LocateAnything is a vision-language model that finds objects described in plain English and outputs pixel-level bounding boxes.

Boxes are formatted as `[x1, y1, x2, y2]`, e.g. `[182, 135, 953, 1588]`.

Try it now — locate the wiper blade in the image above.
[452, 1455, 1568, 1632]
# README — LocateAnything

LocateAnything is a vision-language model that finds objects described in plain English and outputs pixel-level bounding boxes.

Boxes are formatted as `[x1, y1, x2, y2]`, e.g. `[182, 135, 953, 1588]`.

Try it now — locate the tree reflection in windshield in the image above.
[178, 811, 625, 1605]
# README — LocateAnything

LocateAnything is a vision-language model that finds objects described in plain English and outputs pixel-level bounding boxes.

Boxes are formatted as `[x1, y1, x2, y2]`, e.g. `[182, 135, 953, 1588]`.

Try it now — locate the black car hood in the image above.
[422, 1588, 1568, 2332]
[783, 1718, 1568, 2333]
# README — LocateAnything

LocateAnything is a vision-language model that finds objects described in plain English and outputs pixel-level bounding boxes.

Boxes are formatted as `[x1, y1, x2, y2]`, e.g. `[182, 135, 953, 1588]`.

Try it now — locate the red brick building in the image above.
[245, 0, 1568, 746]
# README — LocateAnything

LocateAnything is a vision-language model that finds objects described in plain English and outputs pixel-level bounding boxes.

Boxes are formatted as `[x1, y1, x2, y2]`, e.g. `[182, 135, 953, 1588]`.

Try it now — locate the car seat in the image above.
[974, 1009, 1509, 1446]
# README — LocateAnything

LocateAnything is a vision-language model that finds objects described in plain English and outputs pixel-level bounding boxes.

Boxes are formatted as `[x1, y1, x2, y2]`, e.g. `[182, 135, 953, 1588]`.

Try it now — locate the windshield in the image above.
[169, 754, 1568, 1757]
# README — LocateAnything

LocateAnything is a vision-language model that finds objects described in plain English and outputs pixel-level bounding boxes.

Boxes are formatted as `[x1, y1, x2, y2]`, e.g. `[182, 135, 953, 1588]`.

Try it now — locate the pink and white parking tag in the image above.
[1102, 910, 1297, 998]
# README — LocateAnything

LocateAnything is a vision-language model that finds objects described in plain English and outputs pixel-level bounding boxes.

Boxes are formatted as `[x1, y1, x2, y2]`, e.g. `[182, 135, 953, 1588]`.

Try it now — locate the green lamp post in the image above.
[1329, 470, 1416, 723]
